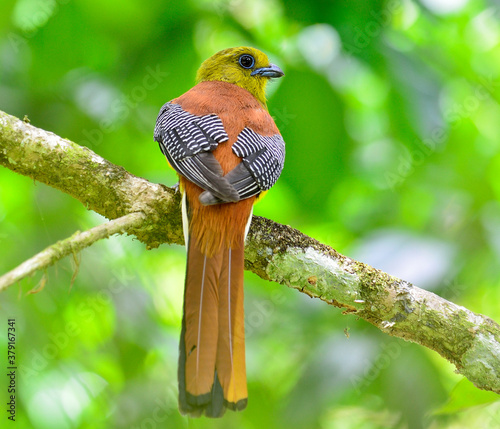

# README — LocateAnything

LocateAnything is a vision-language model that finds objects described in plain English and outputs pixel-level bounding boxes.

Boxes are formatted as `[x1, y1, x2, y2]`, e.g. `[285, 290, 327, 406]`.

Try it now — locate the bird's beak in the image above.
[251, 63, 284, 78]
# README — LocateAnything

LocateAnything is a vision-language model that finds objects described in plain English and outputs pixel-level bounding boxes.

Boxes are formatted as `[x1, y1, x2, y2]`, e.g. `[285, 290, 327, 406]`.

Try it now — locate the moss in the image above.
[3, 109, 500, 394]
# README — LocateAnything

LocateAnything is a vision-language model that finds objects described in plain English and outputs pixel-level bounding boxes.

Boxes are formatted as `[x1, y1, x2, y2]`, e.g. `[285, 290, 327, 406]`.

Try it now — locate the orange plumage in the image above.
[174, 81, 279, 256]
[154, 47, 284, 417]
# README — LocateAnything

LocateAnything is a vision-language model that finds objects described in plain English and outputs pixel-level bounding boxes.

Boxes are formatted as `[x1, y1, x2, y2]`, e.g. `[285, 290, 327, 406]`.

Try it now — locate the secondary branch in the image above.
[0, 212, 145, 292]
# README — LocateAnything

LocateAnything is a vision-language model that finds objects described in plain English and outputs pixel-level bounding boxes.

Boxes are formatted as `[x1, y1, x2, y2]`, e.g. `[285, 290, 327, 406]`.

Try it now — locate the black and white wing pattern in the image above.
[199, 128, 285, 205]
[154, 102, 239, 203]
[232, 128, 285, 194]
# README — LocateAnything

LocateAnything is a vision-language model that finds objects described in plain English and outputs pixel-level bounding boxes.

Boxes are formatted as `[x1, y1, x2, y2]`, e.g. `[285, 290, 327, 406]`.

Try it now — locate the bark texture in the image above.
[1, 110, 499, 394]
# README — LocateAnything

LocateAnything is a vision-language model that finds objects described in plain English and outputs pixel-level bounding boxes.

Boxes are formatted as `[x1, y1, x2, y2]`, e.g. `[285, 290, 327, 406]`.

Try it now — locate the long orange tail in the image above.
[178, 234, 248, 417]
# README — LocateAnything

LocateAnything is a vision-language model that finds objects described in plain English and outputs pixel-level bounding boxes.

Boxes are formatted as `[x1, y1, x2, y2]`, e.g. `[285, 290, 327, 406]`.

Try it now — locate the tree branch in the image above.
[1, 110, 499, 394]
[0, 212, 146, 292]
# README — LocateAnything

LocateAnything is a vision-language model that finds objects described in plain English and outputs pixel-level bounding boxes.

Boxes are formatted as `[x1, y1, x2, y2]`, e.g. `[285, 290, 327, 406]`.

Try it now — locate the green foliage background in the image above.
[1, 0, 500, 427]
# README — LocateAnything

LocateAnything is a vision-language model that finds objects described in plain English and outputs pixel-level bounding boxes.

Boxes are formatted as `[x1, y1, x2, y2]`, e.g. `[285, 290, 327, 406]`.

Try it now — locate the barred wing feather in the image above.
[154, 103, 239, 203]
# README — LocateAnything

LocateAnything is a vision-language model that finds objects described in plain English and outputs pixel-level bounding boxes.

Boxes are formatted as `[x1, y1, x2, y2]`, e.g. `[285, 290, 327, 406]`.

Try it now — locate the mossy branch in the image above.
[0, 212, 145, 292]
[1, 109, 499, 395]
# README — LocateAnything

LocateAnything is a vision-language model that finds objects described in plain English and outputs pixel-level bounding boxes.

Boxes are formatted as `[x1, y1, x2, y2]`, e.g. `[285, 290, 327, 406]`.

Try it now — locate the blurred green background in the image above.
[1, 0, 500, 427]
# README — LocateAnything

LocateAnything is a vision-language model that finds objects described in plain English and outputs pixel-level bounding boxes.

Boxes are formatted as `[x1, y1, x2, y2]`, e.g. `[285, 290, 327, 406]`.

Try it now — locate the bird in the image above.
[154, 46, 285, 418]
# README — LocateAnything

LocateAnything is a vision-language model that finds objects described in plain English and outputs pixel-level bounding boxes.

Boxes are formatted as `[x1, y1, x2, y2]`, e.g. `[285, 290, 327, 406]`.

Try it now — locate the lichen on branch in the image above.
[1, 109, 499, 395]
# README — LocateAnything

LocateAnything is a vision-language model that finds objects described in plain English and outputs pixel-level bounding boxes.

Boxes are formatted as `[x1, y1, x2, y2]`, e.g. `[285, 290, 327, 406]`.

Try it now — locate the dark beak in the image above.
[251, 63, 284, 78]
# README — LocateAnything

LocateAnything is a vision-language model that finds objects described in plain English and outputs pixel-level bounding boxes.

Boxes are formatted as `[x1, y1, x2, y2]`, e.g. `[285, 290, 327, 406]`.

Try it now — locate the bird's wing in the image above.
[154, 102, 240, 203]
[199, 128, 285, 205]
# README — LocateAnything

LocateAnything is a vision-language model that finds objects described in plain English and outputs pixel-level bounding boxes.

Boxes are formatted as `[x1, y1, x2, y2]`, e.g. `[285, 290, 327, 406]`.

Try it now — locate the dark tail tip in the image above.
[178, 371, 227, 418]
[178, 370, 247, 418]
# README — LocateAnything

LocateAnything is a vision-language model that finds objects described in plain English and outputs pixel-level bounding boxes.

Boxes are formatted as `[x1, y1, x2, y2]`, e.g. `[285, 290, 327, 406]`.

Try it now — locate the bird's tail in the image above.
[178, 234, 248, 418]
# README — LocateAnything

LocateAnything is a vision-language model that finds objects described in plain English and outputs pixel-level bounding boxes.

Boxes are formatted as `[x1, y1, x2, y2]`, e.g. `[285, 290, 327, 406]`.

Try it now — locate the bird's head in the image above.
[196, 46, 284, 108]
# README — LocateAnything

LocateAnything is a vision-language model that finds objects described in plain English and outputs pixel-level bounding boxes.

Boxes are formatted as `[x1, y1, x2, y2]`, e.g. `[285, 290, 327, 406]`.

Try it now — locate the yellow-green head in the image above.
[196, 46, 284, 108]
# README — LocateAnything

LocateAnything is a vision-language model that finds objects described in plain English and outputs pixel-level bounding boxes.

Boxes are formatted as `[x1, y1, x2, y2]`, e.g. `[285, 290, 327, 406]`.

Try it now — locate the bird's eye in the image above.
[238, 54, 255, 69]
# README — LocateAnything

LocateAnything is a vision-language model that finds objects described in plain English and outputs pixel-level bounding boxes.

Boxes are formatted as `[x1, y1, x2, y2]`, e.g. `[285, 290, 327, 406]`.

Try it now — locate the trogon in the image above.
[154, 46, 285, 417]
